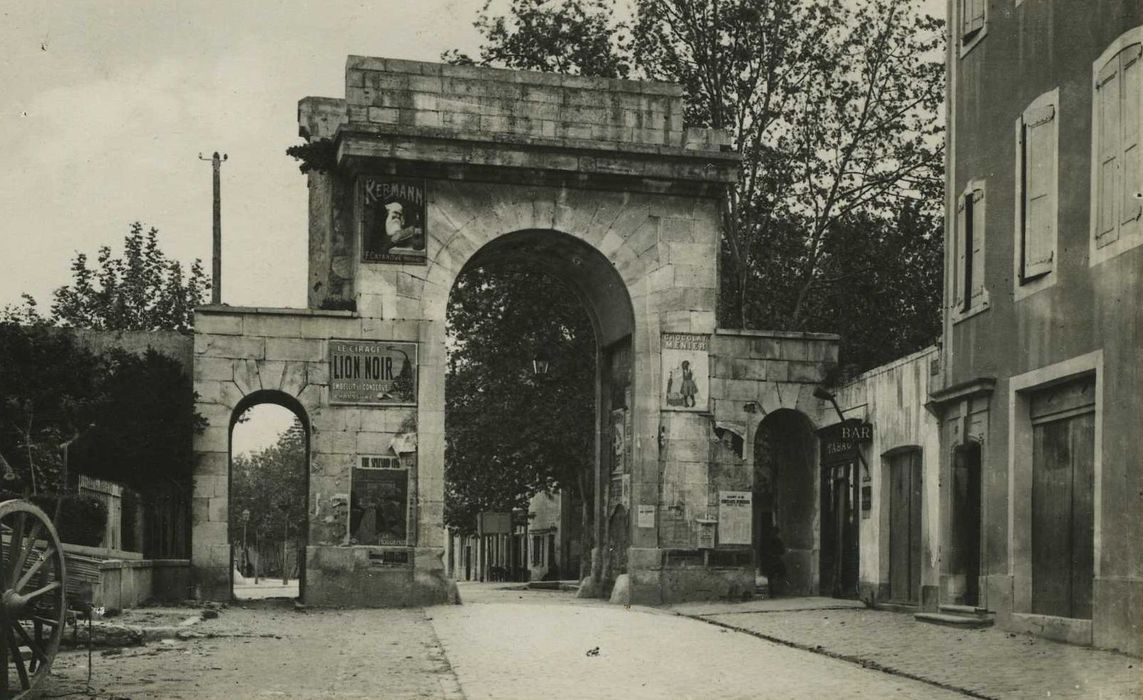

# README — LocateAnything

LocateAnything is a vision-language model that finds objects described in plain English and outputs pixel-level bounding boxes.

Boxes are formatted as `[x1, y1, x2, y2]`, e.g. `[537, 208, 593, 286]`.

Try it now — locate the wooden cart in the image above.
[0, 500, 68, 699]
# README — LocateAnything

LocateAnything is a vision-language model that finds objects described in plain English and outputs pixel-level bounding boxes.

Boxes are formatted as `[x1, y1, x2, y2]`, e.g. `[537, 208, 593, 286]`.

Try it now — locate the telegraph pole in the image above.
[198, 151, 228, 304]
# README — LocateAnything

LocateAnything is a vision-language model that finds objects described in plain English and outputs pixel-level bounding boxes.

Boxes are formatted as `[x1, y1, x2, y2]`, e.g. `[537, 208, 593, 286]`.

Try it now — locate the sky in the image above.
[0, 1, 483, 312]
[0, 0, 944, 452]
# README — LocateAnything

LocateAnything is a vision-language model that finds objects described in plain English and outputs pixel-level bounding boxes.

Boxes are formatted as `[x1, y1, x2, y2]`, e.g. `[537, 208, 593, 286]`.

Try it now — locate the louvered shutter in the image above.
[1096, 55, 1121, 246]
[1023, 105, 1056, 279]
[955, 195, 967, 310]
[969, 188, 986, 303]
[1121, 44, 1142, 226]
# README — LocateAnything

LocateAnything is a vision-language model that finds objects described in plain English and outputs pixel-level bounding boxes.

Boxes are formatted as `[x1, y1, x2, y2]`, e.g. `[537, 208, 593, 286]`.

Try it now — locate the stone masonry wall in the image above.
[343, 56, 722, 149]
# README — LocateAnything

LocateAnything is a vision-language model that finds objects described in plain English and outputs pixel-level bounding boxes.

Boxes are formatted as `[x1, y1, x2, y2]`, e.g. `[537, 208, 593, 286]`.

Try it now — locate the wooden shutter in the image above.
[1121, 44, 1142, 226]
[954, 195, 967, 310]
[1022, 105, 1056, 279]
[1096, 55, 1121, 246]
[962, 0, 985, 38]
[969, 188, 986, 303]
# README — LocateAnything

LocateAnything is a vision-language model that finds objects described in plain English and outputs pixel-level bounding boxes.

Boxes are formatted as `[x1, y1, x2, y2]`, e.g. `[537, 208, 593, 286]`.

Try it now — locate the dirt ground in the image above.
[42, 601, 458, 699]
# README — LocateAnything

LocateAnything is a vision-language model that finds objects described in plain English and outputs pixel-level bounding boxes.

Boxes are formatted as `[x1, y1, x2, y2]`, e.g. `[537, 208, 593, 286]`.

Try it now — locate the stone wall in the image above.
[829, 347, 940, 609]
[343, 56, 708, 148]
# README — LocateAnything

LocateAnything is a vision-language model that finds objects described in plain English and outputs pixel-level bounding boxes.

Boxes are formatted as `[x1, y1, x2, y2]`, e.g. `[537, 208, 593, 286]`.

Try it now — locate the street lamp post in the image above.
[279, 502, 290, 586]
[240, 509, 250, 576]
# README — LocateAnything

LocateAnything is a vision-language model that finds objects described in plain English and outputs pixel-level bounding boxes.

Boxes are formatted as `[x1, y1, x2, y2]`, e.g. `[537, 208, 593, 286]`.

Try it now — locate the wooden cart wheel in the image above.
[0, 500, 66, 700]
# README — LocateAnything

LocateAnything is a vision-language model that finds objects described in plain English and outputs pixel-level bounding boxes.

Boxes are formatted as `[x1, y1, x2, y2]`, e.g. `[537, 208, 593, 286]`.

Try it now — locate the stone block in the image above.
[232, 357, 261, 395]
[296, 316, 361, 339]
[196, 314, 243, 335]
[192, 497, 209, 525]
[195, 335, 265, 360]
[193, 475, 222, 499]
[266, 337, 326, 362]
[194, 357, 235, 383]
[196, 451, 228, 477]
[778, 339, 810, 362]
[673, 264, 716, 290]
[207, 497, 228, 523]
[196, 426, 229, 453]
[242, 315, 303, 338]
[194, 521, 228, 548]
[355, 431, 391, 454]
[788, 361, 826, 383]
[765, 361, 790, 383]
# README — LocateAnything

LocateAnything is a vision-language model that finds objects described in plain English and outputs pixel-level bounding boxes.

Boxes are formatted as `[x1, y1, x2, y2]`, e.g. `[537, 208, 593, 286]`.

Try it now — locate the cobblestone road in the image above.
[671, 597, 1142, 700]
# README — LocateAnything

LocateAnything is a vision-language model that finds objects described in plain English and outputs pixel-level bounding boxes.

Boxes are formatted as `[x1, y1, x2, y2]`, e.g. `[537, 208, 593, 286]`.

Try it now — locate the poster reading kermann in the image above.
[361, 177, 427, 264]
[329, 339, 417, 405]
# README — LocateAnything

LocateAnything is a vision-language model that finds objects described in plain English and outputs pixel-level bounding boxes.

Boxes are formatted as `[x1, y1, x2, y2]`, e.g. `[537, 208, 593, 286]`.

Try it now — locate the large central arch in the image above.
[444, 229, 636, 589]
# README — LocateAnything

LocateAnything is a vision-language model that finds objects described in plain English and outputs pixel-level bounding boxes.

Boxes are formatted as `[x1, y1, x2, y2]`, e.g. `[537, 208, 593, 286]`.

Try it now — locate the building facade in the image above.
[934, 0, 1143, 653]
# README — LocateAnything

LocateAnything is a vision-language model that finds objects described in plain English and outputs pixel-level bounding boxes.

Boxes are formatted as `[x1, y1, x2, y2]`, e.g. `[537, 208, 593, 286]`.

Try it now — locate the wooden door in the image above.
[820, 462, 859, 599]
[889, 451, 923, 604]
[1031, 394, 1094, 619]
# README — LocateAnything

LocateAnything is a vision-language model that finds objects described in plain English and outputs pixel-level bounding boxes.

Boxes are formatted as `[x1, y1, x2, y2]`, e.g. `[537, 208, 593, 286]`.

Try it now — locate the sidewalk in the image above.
[668, 597, 1141, 699]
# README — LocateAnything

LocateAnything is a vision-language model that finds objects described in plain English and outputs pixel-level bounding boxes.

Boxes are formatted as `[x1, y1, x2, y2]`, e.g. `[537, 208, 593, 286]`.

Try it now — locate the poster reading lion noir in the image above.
[661, 333, 709, 412]
[361, 176, 427, 264]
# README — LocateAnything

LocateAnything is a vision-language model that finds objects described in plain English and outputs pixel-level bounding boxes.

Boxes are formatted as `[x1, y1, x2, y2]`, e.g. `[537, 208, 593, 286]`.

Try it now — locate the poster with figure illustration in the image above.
[360, 176, 427, 264]
[661, 333, 709, 412]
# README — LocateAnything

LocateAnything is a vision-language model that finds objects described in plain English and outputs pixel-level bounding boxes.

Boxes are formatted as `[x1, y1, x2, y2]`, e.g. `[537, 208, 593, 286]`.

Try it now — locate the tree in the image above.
[73, 348, 206, 496]
[0, 324, 104, 494]
[447, 0, 945, 371]
[445, 264, 595, 534]
[443, 0, 632, 78]
[0, 325, 204, 503]
[2, 222, 209, 333]
[229, 418, 308, 573]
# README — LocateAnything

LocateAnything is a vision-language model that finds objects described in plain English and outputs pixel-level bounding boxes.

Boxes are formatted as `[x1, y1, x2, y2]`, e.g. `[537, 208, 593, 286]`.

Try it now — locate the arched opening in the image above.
[442, 229, 634, 595]
[753, 409, 817, 596]
[229, 391, 310, 601]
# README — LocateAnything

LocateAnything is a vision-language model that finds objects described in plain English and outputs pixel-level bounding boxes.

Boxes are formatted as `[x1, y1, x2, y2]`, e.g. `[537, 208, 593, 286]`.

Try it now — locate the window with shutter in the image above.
[1020, 101, 1057, 282]
[1097, 55, 1122, 246]
[955, 195, 968, 311]
[1091, 31, 1143, 265]
[962, 0, 985, 40]
[953, 180, 988, 317]
[1120, 44, 1141, 226]
[969, 188, 986, 303]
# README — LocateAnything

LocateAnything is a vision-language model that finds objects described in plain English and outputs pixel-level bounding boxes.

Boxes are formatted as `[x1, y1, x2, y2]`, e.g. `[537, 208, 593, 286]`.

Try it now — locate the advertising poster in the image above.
[662, 333, 709, 412]
[361, 177, 427, 264]
[349, 463, 409, 546]
[329, 339, 417, 405]
[718, 491, 753, 545]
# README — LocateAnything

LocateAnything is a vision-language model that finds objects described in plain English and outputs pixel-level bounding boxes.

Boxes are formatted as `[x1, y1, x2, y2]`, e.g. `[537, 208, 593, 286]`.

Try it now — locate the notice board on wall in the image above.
[718, 491, 752, 545]
[329, 339, 417, 405]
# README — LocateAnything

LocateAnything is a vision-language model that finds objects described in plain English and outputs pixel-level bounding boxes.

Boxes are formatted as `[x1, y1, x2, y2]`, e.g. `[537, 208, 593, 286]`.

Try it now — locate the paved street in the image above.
[39, 585, 1141, 699]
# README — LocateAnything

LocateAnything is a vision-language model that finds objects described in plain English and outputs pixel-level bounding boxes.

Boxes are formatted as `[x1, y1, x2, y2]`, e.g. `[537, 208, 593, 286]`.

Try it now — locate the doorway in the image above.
[887, 450, 923, 605]
[753, 410, 817, 595]
[1030, 380, 1095, 619]
[229, 395, 309, 601]
[820, 460, 859, 599]
[951, 441, 982, 606]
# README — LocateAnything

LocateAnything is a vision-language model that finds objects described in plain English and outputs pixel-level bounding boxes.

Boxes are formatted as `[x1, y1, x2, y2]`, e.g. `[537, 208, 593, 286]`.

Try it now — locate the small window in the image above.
[954, 181, 987, 315]
[1017, 93, 1058, 284]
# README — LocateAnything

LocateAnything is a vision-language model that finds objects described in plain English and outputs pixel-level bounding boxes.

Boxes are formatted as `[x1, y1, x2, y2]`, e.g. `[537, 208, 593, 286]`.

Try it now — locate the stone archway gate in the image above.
[191, 56, 739, 605]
